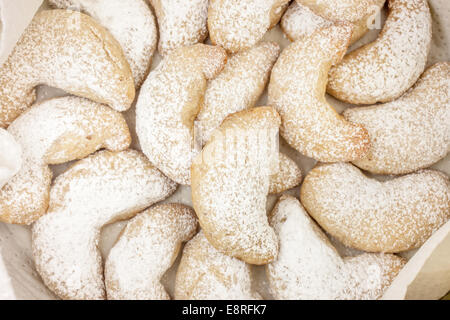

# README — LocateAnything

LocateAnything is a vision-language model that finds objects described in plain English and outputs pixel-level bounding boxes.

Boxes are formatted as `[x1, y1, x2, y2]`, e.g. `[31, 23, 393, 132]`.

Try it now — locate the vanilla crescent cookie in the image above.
[105, 204, 197, 300]
[281, 2, 331, 42]
[0, 129, 21, 189]
[268, 24, 370, 162]
[0, 9, 135, 127]
[328, 0, 432, 104]
[294, 0, 386, 43]
[49, 0, 157, 88]
[136, 44, 227, 185]
[196, 42, 280, 146]
[149, 0, 209, 56]
[345, 63, 450, 175]
[269, 153, 303, 194]
[267, 196, 405, 300]
[0, 97, 131, 225]
[32, 150, 177, 300]
[191, 107, 280, 265]
[300, 163, 450, 253]
[175, 231, 262, 300]
[208, 0, 290, 53]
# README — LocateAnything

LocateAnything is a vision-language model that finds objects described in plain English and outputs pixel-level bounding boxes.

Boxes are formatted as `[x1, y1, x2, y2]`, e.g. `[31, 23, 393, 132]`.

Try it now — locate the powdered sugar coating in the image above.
[49, 0, 157, 88]
[105, 204, 197, 300]
[175, 231, 262, 300]
[0, 10, 135, 127]
[208, 0, 290, 53]
[300, 163, 450, 253]
[281, 2, 331, 42]
[328, 0, 432, 104]
[297, 0, 385, 23]
[32, 150, 177, 300]
[0, 129, 21, 189]
[0, 97, 131, 225]
[149, 0, 209, 56]
[268, 24, 370, 162]
[136, 44, 227, 185]
[345, 62, 450, 175]
[196, 42, 280, 146]
[267, 196, 405, 300]
[191, 107, 280, 265]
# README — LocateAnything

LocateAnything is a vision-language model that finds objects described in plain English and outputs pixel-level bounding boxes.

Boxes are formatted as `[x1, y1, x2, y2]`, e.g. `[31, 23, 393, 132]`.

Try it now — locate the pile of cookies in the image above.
[0, 0, 448, 300]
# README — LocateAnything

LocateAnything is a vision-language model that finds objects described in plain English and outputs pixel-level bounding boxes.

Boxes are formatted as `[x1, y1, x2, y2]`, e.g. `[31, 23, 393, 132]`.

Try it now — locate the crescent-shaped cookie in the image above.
[149, 0, 209, 56]
[196, 42, 280, 146]
[32, 150, 177, 300]
[268, 23, 370, 162]
[136, 44, 227, 185]
[0, 97, 131, 225]
[344, 62, 450, 175]
[49, 0, 157, 88]
[300, 163, 450, 253]
[191, 107, 280, 265]
[0, 9, 135, 127]
[105, 204, 198, 300]
[267, 196, 405, 300]
[208, 0, 290, 53]
[328, 0, 432, 104]
[281, 2, 331, 42]
[295, 0, 386, 43]
[0, 129, 21, 189]
[175, 231, 262, 300]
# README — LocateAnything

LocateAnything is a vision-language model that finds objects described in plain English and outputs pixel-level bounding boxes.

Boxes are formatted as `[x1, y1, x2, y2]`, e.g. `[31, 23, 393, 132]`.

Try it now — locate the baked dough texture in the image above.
[0, 97, 131, 225]
[267, 196, 405, 300]
[281, 2, 331, 42]
[208, 0, 290, 53]
[300, 163, 450, 253]
[0, 129, 21, 189]
[105, 204, 198, 300]
[149, 0, 209, 56]
[295, 0, 386, 43]
[175, 231, 262, 300]
[136, 44, 227, 185]
[0, 10, 135, 128]
[268, 23, 370, 162]
[196, 42, 280, 146]
[191, 107, 280, 265]
[345, 62, 450, 175]
[194, 41, 301, 192]
[49, 0, 157, 88]
[32, 150, 177, 300]
[328, 0, 432, 104]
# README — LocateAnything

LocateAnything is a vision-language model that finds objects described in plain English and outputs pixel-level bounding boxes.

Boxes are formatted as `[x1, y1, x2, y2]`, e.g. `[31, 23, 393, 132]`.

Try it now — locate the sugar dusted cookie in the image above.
[0, 10, 135, 127]
[191, 107, 281, 265]
[208, 0, 290, 53]
[281, 2, 331, 42]
[344, 63, 450, 175]
[267, 195, 405, 300]
[149, 0, 209, 56]
[0, 97, 131, 225]
[32, 150, 177, 300]
[294, 0, 385, 43]
[0, 129, 21, 189]
[268, 23, 370, 162]
[175, 231, 262, 300]
[300, 163, 450, 253]
[105, 204, 198, 300]
[196, 42, 280, 146]
[136, 44, 227, 185]
[49, 0, 157, 87]
[328, 0, 432, 104]
[269, 153, 303, 194]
